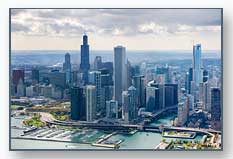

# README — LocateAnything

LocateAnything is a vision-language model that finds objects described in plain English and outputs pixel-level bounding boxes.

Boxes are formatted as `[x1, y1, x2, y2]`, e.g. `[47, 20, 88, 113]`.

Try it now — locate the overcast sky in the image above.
[11, 9, 222, 51]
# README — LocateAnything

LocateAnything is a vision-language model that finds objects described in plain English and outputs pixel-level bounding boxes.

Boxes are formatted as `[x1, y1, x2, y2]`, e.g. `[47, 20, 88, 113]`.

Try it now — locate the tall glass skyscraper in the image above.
[192, 44, 202, 87]
[114, 46, 127, 105]
[88, 71, 102, 112]
[86, 85, 96, 122]
[80, 34, 90, 85]
[70, 86, 86, 121]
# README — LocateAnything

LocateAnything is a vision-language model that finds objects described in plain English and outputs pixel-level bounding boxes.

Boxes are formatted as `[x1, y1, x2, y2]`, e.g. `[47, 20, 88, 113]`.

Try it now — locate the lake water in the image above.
[10, 114, 203, 150]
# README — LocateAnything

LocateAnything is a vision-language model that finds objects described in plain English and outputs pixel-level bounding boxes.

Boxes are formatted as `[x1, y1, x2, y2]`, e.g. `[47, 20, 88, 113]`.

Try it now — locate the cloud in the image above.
[11, 9, 221, 37]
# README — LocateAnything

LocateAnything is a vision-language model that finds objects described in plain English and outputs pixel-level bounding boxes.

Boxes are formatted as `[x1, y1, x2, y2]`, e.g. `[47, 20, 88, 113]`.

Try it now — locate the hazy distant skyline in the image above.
[11, 9, 222, 51]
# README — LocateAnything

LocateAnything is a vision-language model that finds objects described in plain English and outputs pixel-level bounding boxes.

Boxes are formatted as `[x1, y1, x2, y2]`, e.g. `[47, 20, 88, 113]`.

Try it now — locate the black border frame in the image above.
[9, 8, 223, 151]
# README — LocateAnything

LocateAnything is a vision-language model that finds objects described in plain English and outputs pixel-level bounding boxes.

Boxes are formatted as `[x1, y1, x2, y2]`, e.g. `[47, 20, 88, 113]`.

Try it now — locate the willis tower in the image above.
[80, 34, 90, 85]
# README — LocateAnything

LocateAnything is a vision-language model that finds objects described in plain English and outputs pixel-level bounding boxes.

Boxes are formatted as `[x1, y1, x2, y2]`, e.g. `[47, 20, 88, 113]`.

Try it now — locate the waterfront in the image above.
[11, 114, 204, 150]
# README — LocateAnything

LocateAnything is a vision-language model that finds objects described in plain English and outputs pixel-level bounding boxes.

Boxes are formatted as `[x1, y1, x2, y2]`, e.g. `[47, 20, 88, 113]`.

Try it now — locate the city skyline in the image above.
[11, 9, 221, 51]
[10, 9, 222, 150]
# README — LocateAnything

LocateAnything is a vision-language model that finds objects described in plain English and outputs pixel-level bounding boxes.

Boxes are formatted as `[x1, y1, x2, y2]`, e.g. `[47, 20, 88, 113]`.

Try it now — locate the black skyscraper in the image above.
[188, 67, 193, 94]
[211, 88, 221, 121]
[80, 34, 90, 85]
[71, 86, 86, 120]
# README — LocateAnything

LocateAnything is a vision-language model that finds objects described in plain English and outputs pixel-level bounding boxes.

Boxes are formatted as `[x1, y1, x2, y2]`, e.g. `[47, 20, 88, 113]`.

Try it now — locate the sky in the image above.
[11, 9, 222, 51]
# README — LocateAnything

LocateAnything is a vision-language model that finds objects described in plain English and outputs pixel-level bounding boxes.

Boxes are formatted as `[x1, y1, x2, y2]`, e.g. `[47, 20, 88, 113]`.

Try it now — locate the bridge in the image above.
[150, 105, 177, 118]
[45, 119, 221, 136]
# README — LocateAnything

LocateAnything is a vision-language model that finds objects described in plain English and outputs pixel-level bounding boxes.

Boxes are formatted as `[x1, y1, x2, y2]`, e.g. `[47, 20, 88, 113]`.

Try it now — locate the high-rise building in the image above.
[122, 87, 138, 123]
[177, 96, 189, 126]
[93, 56, 102, 70]
[16, 78, 25, 97]
[211, 88, 221, 121]
[188, 67, 193, 94]
[146, 81, 178, 112]
[100, 69, 114, 112]
[70, 86, 86, 120]
[80, 34, 90, 85]
[199, 82, 204, 109]
[106, 100, 118, 119]
[203, 69, 209, 83]
[187, 94, 194, 110]
[192, 44, 202, 87]
[192, 44, 202, 102]
[45, 71, 66, 89]
[211, 87, 221, 130]
[32, 69, 39, 85]
[86, 85, 96, 122]
[126, 59, 132, 87]
[127, 86, 137, 121]
[203, 82, 209, 111]
[88, 71, 102, 112]
[146, 85, 159, 112]
[114, 46, 127, 105]
[156, 66, 171, 83]
[164, 84, 178, 107]
[132, 75, 145, 108]
[71, 70, 78, 86]
[12, 69, 24, 95]
[63, 53, 71, 84]
[43, 84, 52, 98]
[122, 91, 129, 121]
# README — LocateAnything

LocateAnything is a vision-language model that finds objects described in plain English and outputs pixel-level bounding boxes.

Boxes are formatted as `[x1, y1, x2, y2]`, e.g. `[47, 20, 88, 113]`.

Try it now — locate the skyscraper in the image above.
[164, 84, 178, 108]
[32, 69, 39, 85]
[114, 46, 127, 105]
[122, 86, 137, 123]
[93, 56, 102, 70]
[211, 87, 221, 130]
[88, 71, 102, 112]
[12, 69, 24, 95]
[193, 44, 202, 86]
[86, 85, 96, 122]
[203, 69, 209, 83]
[132, 75, 145, 108]
[70, 86, 86, 121]
[80, 34, 90, 85]
[188, 67, 193, 94]
[177, 96, 189, 126]
[127, 86, 137, 121]
[146, 85, 159, 112]
[63, 53, 71, 84]
[211, 88, 221, 121]
[106, 100, 118, 119]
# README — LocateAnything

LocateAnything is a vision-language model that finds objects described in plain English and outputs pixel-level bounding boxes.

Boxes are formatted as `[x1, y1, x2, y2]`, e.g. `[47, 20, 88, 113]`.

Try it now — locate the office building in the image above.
[88, 71, 102, 112]
[16, 78, 25, 97]
[211, 88, 221, 121]
[80, 34, 90, 85]
[12, 69, 24, 95]
[63, 53, 71, 84]
[203, 69, 208, 83]
[132, 75, 146, 108]
[177, 96, 189, 126]
[86, 85, 96, 122]
[114, 46, 127, 105]
[70, 86, 86, 121]
[93, 56, 102, 70]
[106, 100, 118, 119]
[32, 69, 39, 85]
[192, 44, 202, 87]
